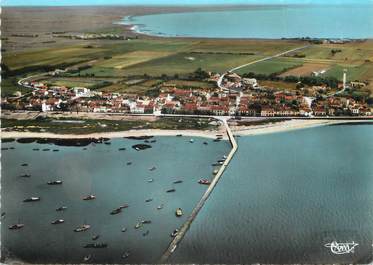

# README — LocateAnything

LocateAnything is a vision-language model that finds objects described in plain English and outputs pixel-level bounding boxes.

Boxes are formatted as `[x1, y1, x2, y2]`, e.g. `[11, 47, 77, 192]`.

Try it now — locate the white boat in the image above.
[189, 139, 194, 143]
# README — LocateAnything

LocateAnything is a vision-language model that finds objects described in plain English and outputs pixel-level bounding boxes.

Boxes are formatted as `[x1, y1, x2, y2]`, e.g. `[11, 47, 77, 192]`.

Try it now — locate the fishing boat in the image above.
[56, 206, 67, 211]
[92, 235, 100, 240]
[134, 222, 142, 229]
[175, 208, 183, 217]
[142, 230, 150, 236]
[157, 204, 164, 210]
[9, 223, 24, 230]
[173, 180, 183, 184]
[23, 197, 40, 202]
[47, 180, 63, 185]
[83, 195, 96, 200]
[83, 254, 92, 262]
[171, 229, 179, 237]
[51, 219, 64, 225]
[166, 188, 176, 193]
[84, 243, 108, 248]
[74, 224, 90, 232]
[122, 252, 130, 259]
[198, 179, 211, 185]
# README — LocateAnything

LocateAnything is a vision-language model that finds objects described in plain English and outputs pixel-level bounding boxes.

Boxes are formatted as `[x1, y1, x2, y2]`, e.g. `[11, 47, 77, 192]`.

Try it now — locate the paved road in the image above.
[217, 45, 311, 90]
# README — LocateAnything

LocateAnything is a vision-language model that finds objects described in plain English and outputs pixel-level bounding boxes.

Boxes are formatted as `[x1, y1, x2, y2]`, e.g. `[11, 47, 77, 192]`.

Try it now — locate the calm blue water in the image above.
[122, 5, 373, 39]
[170, 124, 373, 264]
[1, 136, 230, 263]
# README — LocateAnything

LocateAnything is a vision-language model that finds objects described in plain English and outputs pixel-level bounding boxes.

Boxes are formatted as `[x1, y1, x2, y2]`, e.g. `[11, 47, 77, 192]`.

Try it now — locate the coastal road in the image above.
[159, 117, 238, 263]
[217, 45, 311, 90]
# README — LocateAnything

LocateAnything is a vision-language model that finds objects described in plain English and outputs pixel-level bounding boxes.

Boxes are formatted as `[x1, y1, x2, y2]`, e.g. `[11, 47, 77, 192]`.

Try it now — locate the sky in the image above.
[2, 0, 372, 6]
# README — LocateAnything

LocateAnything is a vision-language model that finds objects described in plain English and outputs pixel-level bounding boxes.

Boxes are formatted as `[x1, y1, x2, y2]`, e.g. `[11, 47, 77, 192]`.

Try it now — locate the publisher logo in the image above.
[324, 241, 359, 255]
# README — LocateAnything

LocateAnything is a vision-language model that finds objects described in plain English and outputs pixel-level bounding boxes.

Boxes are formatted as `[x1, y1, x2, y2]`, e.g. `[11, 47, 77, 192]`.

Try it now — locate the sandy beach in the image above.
[1, 118, 371, 140]
[230, 119, 372, 136]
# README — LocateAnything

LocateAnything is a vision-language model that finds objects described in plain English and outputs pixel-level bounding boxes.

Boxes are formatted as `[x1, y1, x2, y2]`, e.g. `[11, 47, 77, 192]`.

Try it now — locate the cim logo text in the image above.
[324, 241, 359, 255]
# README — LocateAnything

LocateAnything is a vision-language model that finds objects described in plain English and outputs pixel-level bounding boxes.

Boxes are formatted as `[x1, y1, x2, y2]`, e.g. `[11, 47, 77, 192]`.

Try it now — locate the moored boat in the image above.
[166, 188, 176, 193]
[134, 222, 142, 229]
[198, 179, 211, 185]
[141, 220, 151, 224]
[121, 227, 127, 232]
[56, 206, 67, 211]
[122, 251, 130, 259]
[23, 197, 40, 202]
[47, 180, 63, 185]
[83, 254, 92, 262]
[92, 235, 100, 240]
[126, 161, 132, 165]
[149, 166, 156, 171]
[20, 174, 31, 178]
[213, 169, 219, 175]
[173, 180, 183, 184]
[145, 198, 153, 203]
[157, 204, 164, 210]
[83, 195, 96, 200]
[9, 223, 24, 230]
[147, 178, 154, 183]
[51, 219, 64, 225]
[175, 208, 183, 217]
[84, 243, 108, 248]
[21, 163, 28, 167]
[189, 139, 194, 143]
[74, 224, 90, 232]
[110, 208, 122, 215]
[171, 229, 179, 237]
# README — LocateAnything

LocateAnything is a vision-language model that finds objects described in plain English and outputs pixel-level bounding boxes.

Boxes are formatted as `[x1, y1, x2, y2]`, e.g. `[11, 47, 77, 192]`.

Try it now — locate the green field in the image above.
[236, 57, 304, 75]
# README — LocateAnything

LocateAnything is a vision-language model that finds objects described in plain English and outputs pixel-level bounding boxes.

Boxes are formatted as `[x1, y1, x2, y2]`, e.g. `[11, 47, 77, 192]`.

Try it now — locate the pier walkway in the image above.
[159, 117, 238, 263]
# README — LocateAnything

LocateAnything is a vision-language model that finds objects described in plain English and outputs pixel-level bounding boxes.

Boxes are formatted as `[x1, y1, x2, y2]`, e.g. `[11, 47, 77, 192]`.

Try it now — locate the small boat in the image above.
[83, 148, 87, 150]
[134, 222, 142, 229]
[51, 219, 64, 225]
[83, 195, 95, 200]
[189, 139, 194, 143]
[144, 140, 150, 143]
[121, 227, 127, 232]
[56, 206, 67, 211]
[9, 147, 15, 150]
[84, 243, 108, 248]
[157, 204, 164, 210]
[213, 169, 219, 175]
[141, 220, 151, 224]
[175, 208, 183, 217]
[118, 147, 126, 151]
[213, 139, 221, 142]
[166, 188, 176, 193]
[47, 180, 63, 185]
[92, 235, 100, 240]
[147, 178, 154, 183]
[20, 174, 31, 178]
[212, 163, 220, 166]
[203, 142, 208, 145]
[218, 161, 224, 165]
[42, 148, 50, 151]
[120, 204, 129, 209]
[142, 230, 150, 236]
[176, 134, 183, 137]
[32, 148, 40, 151]
[150, 140, 156, 143]
[23, 197, 40, 202]
[145, 198, 153, 203]
[223, 155, 227, 159]
[104, 142, 111, 145]
[198, 179, 211, 185]
[126, 161, 132, 165]
[53, 149, 59, 152]
[173, 180, 183, 184]
[74, 224, 90, 232]
[1, 148, 8, 151]
[21, 163, 28, 167]
[122, 251, 130, 259]
[171, 229, 179, 237]
[110, 208, 122, 215]
[217, 159, 225, 163]
[1, 212, 6, 219]
[83, 254, 92, 262]
[149, 166, 156, 171]
[9, 223, 24, 230]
